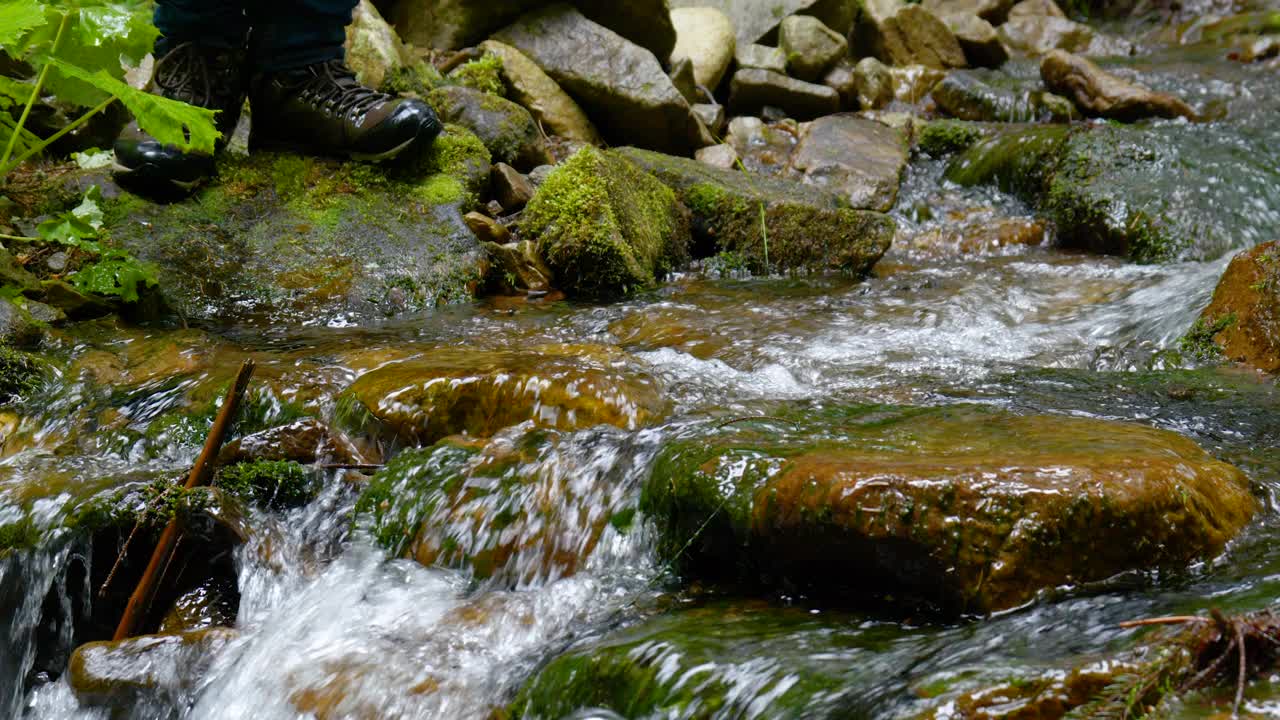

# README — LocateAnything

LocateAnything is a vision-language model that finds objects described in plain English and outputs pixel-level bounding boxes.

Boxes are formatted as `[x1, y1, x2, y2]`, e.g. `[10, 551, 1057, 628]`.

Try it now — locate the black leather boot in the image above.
[249, 59, 440, 161]
[113, 42, 248, 194]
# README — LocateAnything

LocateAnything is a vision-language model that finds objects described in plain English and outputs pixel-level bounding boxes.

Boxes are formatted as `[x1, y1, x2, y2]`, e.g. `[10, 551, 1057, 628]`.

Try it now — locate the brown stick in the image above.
[1119, 616, 1210, 629]
[112, 360, 256, 641]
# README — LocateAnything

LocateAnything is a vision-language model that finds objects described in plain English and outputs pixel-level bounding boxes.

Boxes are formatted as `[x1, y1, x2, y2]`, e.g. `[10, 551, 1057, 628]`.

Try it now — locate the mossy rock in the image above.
[337, 343, 667, 446]
[522, 147, 691, 300]
[353, 429, 642, 583]
[215, 460, 314, 509]
[427, 85, 549, 170]
[510, 601, 887, 719]
[98, 130, 492, 326]
[616, 147, 894, 276]
[915, 119, 997, 157]
[1188, 241, 1280, 372]
[642, 404, 1255, 614]
[930, 68, 1079, 123]
[945, 122, 1280, 262]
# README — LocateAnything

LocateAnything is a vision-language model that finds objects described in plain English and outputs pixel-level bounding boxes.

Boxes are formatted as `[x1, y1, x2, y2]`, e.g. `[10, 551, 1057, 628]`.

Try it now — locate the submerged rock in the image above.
[69, 628, 239, 708]
[478, 40, 602, 145]
[641, 404, 1255, 614]
[521, 147, 691, 299]
[932, 68, 1077, 122]
[101, 131, 492, 325]
[618, 146, 895, 276]
[789, 114, 909, 212]
[1192, 241, 1280, 373]
[945, 123, 1280, 262]
[340, 344, 666, 446]
[492, 5, 711, 155]
[1040, 50, 1198, 122]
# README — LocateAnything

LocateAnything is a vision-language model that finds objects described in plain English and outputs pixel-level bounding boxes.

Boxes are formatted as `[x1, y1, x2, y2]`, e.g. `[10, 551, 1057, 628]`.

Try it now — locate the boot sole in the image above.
[250, 134, 421, 163]
[111, 161, 206, 194]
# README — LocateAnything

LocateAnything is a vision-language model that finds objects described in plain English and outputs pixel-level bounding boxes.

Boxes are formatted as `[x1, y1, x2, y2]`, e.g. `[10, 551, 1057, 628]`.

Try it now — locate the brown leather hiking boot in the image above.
[113, 42, 248, 194]
[248, 59, 440, 161]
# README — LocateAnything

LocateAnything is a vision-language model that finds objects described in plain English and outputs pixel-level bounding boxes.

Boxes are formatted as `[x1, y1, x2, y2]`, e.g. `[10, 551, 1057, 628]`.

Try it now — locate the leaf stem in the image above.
[0, 10, 71, 178]
[0, 96, 117, 177]
[0, 233, 39, 242]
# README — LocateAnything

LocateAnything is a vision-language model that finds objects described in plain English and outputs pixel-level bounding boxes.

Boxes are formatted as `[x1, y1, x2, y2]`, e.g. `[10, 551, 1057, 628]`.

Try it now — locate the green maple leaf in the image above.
[33, 4, 159, 107]
[50, 59, 220, 154]
[0, 0, 45, 50]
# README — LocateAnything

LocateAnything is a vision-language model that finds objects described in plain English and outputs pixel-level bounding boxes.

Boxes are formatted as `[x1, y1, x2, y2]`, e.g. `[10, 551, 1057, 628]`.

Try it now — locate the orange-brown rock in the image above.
[1194, 241, 1280, 372]
[1041, 50, 1198, 122]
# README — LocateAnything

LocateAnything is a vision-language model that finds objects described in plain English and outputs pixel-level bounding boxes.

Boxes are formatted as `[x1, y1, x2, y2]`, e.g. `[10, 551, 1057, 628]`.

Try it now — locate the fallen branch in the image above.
[112, 360, 256, 641]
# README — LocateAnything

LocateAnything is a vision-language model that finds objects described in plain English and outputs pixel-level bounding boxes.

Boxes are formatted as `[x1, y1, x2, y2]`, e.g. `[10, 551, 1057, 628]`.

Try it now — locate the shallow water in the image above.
[6, 46, 1280, 720]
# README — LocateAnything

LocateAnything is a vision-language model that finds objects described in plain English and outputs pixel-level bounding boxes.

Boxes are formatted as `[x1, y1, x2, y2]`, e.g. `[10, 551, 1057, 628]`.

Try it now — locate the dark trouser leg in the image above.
[153, 0, 250, 55]
[248, 0, 359, 72]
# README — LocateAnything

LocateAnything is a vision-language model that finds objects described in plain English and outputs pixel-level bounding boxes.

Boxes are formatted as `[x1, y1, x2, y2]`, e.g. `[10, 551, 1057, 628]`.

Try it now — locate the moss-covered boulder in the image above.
[1189, 241, 1280, 373]
[427, 85, 550, 171]
[99, 127, 492, 326]
[522, 147, 691, 300]
[642, 404, 1255, 614]
[945, 122, 1280, 262]
[617, 147, 895, 275]
[338, 344, 667, 446]
[353, 428, 642, 583]
[511, 602, 884, 719]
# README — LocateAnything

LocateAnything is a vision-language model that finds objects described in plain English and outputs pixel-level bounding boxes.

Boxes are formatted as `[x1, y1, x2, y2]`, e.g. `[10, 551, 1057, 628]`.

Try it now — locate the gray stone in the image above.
[493, 5, 713, 155]
[941, 12, 1009, 68]
[856, 2, 968, 69]
[695, 143, 740, 169]
[344, 0, 409, 91]
[0, 298, 41, 347]
[528, 164, 555, 188]
[671, 0, 860, 46]
[735, 43, 787, 73]
[779, 15, 849, 82]
[671, 7, 737, 89]
[789, 114, 908, 211]
[1040, 50, 1198, 121]
[427, 85, 551, 171]
[691, 103, 727, 136]
[821, 58, 858, 109]
[998, 16, 1133, 57]
[1008, 0, 1066, 18]
[479, 40, 602, 146]
[853, 57, 895, 109]
[728, 68, 841, 120]
[491, 163, 535, 211]
[923, 0, 1015, 23]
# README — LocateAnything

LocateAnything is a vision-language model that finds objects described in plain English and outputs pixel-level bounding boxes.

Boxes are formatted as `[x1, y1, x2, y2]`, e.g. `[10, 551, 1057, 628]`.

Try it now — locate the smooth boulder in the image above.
[779, 15, 849, 82]
[641, 404, 1255, 614]
[521, 147, 691, 299]
[493, 5, 712, 155]
[789, 114, 909, 212]
[1192, 241, 1280, 373]
[999, 16, 1133, 57]
[478, 40, 602, 145]
[941, 12, 1010, 68]
[1040, 50, 1198, 121]
[618, 146, 895, 275]
[671, 7, 737, 89]
[427, 85, 551, 170]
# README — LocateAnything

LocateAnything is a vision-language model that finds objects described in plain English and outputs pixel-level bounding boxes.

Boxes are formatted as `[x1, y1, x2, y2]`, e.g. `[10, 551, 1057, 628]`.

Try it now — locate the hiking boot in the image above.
[248, 59, 440, 162]
[113, 43, 248, 193]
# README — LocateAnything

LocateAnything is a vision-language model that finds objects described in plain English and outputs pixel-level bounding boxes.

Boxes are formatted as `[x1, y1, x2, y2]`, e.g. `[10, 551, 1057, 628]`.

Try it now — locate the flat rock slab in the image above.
[642, 404, 1255, 614]
[618, 146, 895, 276]
[789, 114, 909, 212]
[493, 4, 710, 155]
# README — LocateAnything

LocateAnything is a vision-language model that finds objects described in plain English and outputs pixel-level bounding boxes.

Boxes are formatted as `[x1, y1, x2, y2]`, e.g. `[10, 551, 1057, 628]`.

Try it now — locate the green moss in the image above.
[448, 53, 505, 96]
[0, 345, 42, 403]
[0, 516, 41, 554]
[352, 442, 479, 555]
[1180, 313, 1237, 362]
[216, 460, 313, 509]
[917, 120, 990, 157]
[381, 60, 445, 96]
[414, 175, 464, 206]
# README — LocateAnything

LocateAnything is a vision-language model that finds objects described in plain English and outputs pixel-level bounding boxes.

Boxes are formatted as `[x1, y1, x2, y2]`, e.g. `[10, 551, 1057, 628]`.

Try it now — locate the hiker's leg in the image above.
[247, 0, 359, 72]
[153, 0, 251, 56]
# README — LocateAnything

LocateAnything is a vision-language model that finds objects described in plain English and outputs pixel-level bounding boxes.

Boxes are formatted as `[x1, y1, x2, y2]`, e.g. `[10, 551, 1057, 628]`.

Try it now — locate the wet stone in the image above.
[735, 43, 787, 74]
[1192, 241, 1280, 373]
[789, 114, 909, 212]
[728, 68, 842, 121]
[490, 163, 534, 213]
[1040, 50, 1199, 122]
[641, 404, 1256, 614]
[69, 628, 239, 708]
[339, 344, 667, 446]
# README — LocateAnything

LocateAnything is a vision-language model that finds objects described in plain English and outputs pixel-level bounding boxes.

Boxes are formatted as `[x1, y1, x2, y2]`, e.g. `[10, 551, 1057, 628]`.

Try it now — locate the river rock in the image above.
[945, 122, 1280, 262]
[853, 57, 895, 109]
[735, 43, 787, 73]
[641, 404, 1255, 614]
[218, 418, 365, 466]
[69, 629, 239, 708]
[344, 0, 409, 91]
[1008, 0, 1066, 18]
[672, 7, 737, 90]
[932, 68, 1077, 122]
[492, 5, 712, 155]
[1041, 50, 1198, 121]
[671, 0, 856, 46]
[941, 12, 1009, 68]
[820, 58, 857, 109]
[856, 1, 968, 70]
[0, 298, 43, 348]
[477, 41, 602, 145]
[491, 162, 534, 211]
[481, 239, 554, 294]
[923, 0, 1014, 23]
[779, 15, 849, 82]
[695, 143, 739, 169]
[341, 343, 666, 445]
[427, 85, 550, 170]
[1192, 241, 1280, 373]
[691, 103, 726, 135]
[618, 146, 895, 275]
[669, 57, 700, 103]
[99, 129, 491, 325]
[999, 16, 1133, 57]
[521, 147, 691, 299]
[727, 68, 841, 119]
[789, 114, 908, 212]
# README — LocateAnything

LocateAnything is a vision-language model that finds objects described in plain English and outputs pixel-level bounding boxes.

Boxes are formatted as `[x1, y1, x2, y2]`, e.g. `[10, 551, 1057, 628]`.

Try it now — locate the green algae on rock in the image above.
[338, 344, 667, 447]
[617, 146, 894, 276]
[98, 128, 492, 326]
[945, 122, 1280, 262]
[641, 404, 1255, 614]
[521, 147, 691, 300]
[215, 460, 314, 510]
[1190, 241, 1280, 373]
[914, 119, 996, 157]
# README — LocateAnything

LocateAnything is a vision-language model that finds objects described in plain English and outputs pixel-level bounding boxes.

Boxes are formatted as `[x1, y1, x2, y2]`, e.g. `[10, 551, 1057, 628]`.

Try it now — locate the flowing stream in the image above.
[5, 48, 1280, 720]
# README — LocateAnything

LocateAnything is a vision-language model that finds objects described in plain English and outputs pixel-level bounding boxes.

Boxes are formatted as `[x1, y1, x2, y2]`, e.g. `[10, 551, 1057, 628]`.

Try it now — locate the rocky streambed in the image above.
[2, 0, 1280, 718]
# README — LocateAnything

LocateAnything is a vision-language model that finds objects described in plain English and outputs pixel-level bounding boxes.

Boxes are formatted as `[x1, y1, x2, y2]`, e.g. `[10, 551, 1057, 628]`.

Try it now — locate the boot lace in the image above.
[294, 60, 391, 121]
[153, 42, 241, 110]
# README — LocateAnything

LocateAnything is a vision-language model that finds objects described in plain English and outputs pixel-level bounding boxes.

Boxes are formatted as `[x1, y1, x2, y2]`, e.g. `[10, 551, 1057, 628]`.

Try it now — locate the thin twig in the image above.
[1235, 621, 1247, 718]
[1119, 615, 1211, 629]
